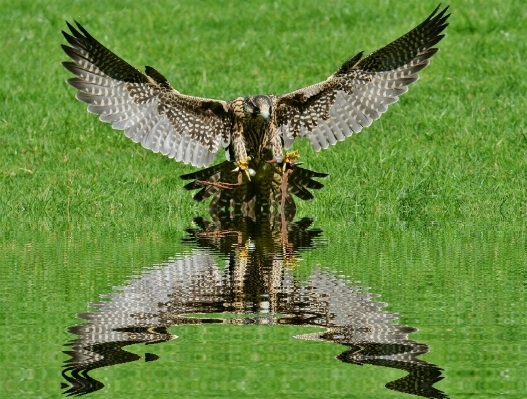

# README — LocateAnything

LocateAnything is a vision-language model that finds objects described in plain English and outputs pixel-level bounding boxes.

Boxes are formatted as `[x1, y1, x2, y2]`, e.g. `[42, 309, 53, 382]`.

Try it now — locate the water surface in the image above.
[1, 212, 525, 398]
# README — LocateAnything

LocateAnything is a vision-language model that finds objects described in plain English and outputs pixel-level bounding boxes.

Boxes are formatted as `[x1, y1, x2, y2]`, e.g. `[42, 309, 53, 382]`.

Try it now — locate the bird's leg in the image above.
[265, 133, 301, 172]
[267, 134, 285, 165]
[196, 125, 254, 189]
[231, 128, 255, 180]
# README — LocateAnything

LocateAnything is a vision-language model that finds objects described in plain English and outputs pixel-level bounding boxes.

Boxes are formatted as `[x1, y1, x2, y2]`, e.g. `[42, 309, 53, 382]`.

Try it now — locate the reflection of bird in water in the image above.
[62, 211, 447, 398]
[61, 6, 449, 206]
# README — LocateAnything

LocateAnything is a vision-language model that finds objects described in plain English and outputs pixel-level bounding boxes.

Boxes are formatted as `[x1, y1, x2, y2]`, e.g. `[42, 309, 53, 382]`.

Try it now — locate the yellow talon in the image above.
[282, 150, 300, 172]
[233, 156, 254, 180]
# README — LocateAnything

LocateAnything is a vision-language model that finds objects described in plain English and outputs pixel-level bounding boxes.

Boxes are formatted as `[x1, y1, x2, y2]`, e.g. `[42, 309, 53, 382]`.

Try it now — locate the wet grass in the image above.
[1, 0, 526, 231]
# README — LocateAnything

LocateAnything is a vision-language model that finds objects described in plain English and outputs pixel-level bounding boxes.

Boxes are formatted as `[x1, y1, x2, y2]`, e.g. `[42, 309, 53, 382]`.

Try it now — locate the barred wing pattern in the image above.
[276, 5, 449, 152]
[61, 22, 232, 168]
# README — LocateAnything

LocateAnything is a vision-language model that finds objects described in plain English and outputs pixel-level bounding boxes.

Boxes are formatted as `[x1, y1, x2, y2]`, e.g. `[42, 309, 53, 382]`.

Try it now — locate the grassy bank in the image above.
[1, 0, 526, 231]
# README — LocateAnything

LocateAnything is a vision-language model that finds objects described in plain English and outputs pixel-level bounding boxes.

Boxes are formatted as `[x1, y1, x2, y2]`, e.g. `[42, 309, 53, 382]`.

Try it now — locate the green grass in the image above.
[2, 4, 527, 398]
[1, 0, 527, 231]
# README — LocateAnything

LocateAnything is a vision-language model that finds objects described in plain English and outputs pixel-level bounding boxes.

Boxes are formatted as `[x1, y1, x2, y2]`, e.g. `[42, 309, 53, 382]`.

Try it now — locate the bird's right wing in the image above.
[274, 5, 450, 152]
[62, 21, 233, 167]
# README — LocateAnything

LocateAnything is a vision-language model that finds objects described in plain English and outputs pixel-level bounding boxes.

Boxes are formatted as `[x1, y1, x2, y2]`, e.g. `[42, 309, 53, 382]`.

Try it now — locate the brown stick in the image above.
[281, 168, 293, 237]
[196, 172, 243, 189]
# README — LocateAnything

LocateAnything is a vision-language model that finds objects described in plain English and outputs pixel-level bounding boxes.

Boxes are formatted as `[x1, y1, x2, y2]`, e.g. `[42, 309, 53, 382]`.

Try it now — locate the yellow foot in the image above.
[232, 156, 255, 180]
[282, 150, 301, 172]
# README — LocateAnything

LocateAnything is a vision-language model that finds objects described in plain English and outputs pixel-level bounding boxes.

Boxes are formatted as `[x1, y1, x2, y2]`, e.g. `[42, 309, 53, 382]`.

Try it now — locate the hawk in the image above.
[61, 5, 449, 201]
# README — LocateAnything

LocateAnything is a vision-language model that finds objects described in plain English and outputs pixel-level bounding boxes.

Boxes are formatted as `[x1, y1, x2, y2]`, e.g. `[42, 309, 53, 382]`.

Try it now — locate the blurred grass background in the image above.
[1, 0, 526, 231]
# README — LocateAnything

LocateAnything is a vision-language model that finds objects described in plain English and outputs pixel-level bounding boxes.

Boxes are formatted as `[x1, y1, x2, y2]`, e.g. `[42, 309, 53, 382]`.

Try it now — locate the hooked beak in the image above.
[260, 109, 269, 121]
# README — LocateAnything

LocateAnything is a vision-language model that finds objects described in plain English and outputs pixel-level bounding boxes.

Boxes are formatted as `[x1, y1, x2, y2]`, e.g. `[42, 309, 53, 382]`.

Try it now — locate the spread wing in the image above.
[275, 5, 450, 151]
[61, 21, 233, 168]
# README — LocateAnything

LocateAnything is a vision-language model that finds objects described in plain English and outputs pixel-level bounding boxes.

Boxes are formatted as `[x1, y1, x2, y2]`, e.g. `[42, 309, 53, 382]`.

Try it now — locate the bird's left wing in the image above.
[61, 21, 233, 168]
[274, 5, 450, 152]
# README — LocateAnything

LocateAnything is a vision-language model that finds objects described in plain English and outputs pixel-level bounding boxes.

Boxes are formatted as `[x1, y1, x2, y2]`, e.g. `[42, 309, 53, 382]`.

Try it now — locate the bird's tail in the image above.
[180, 161, 328, 208]
[286, 166, 329, 201]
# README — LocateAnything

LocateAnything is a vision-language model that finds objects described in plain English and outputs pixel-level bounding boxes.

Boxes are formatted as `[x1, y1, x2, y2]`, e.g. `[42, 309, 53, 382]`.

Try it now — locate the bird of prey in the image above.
[61, 5, 449, 204]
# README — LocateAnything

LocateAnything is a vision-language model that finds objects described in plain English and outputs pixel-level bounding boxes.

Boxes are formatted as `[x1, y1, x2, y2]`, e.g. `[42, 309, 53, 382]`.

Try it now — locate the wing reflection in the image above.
[62, 210, 447, 398]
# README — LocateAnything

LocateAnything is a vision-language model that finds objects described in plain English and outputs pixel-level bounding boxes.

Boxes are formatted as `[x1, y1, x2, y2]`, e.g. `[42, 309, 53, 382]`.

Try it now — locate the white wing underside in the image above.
[75, 73, 217, 168]
[281, 65, 421, 152]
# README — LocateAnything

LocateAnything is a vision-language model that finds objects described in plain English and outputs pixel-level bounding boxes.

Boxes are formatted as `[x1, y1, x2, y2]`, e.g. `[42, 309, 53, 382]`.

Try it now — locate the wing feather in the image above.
[62, 21, 233, 167]
[275, 5, 449, 151]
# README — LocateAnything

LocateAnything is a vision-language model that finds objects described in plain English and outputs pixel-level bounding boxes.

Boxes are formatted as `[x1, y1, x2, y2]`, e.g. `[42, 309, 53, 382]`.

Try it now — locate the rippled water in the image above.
[1, 211, 526, 398]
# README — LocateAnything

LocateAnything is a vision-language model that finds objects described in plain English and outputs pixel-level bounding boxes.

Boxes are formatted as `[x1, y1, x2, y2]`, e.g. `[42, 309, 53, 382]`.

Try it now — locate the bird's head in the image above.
[243, 95, 272, 121]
